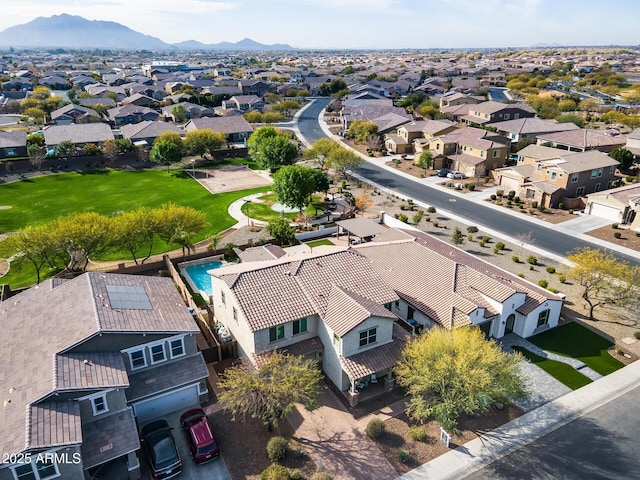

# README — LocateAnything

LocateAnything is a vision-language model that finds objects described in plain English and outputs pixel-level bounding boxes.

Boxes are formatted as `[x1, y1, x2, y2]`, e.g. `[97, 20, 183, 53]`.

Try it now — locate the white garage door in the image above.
[133, 384, 199, 424]
[588, 202, 620, 220]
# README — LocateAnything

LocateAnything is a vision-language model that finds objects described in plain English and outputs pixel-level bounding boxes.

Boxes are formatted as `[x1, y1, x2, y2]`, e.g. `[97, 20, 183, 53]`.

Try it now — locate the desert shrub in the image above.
[267, 437, 289, 462]
[518, 273, 525, 278]
[467, 226, 478, 233]
[412, 211, 424, 224]
[529, 265, 535, 271]
[427, 206, 436, 213]
[397, 449, 410, 463]
[531, 201, 538, 208]
[490, 194, 497, 201]
[538, 279, 548, 288]
[546, 266, 556, 274]
[293, 448, 304, 459]
[481, 236, 490, 243]
[507, 190, 516, 200]
[309, 473, 333, 480]
[569, 209, 574, 214]
[495, 241, 505, 250]
[612, 223, 619, 229]
[467, 183, 476, 191]
[558, 202, 564, 210]
[614, 231, 622, 239]
[496, 200, 503, 206]
[633, 331, 640, 340]
[366, 418, 386, 439]
[537, 204, 545, 212]
[496, 189, 504, 197]
[513, 196, 520, 204]
[512, 255, 520, 263]
[433, 221, 439, 227]
[527, 255, 538, 265]
[559, 275, 566, 283]
[479, 240, 487, 247]
[455, 184, 462, 190]
[290, 471, 301, 480]
[261, 464, 290, 480]
[398, 213, 408, 223]
[468, 234, 474, 241]
[408, 426, 428, 442]
[547, 287, 559, 293]
[493, 245, 501, 254]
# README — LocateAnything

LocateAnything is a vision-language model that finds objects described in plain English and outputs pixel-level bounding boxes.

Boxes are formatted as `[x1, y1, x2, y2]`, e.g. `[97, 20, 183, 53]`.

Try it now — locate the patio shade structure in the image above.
[336, 218, 386, 244]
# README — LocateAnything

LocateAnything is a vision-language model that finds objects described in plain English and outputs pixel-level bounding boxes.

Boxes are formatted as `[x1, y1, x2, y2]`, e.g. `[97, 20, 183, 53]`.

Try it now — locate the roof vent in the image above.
[4, 399, 10, 406]
[283, 270, 290, 276]
[9, 387, 16, 394]
[83, 359, 93, 366]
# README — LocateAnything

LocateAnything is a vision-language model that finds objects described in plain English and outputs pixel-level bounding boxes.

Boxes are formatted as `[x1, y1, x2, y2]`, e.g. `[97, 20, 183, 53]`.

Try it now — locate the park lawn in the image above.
[242, 193, 325, 223]
[306, 239, 335, 248]
[527, 322, 624, 376]
[512, 346, 592, 390]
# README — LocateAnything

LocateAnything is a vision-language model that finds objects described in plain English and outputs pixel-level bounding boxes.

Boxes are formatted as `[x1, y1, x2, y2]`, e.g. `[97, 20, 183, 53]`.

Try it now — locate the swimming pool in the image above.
[183, 261, 222, 297]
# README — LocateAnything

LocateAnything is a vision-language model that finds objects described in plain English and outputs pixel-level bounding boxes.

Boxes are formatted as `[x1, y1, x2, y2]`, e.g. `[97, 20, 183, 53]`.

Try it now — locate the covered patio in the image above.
[336, 218, 386, 245]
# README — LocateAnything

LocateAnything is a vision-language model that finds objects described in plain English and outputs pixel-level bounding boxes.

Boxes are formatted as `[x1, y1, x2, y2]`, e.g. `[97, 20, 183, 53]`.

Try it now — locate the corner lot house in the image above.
[0, 273, 208, 480]
[209, 228, 562, 399]
[585, 183, 640, 230]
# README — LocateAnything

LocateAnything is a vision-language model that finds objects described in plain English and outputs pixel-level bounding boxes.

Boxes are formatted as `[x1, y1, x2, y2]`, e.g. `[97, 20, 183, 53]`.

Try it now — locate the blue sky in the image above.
[1, 0, 638, 49]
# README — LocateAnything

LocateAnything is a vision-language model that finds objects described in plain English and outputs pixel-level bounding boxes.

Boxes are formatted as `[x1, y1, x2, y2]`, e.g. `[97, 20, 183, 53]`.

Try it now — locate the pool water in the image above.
[184, 261, 222, 296]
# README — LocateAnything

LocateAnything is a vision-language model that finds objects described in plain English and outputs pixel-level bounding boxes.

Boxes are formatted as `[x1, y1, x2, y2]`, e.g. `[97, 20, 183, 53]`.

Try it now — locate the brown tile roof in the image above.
[548, 150, 619, 174]
[185, 115, 253, 134]
[55, 352, 129, 391]
[28, 402, 82, 450]
[339, 324, 410, 380]
[324, 286, 397, 337]
[517, 144, 565, 160]
[537, 129, 627, 149]
[81, 408, 139, 469]
[43, 123, 115, 146]
[238, 244, 287, 262]
[253, 336, 324, 367]
[125, 354, 208, 403]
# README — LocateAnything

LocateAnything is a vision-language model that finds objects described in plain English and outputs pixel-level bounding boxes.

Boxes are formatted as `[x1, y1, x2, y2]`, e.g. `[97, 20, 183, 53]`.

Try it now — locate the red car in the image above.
[179, 408, 220, 464]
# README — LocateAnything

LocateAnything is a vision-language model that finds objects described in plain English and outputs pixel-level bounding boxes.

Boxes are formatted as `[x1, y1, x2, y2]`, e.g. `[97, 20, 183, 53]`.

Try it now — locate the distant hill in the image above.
[0, 14, 294, 51]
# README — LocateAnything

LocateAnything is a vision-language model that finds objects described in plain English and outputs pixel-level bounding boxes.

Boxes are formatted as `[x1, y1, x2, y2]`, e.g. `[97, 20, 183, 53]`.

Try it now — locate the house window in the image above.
[233, 307, 238, 322]
[493, 150, 499, 158]
[91, 394, 108, 416]
[551, 172, 557, 180]
[576, 186, 585, 196]
[571, 173, 579, 183]
[170, 338, 185, 358]
[394, 300, 400, 309]
[269, 325, 285, 342]
[537, 164, 542, 171]
[481, 150, 485, 157]
[150, 344, 166, 364]
[610, 166, 615, 174]
[525, 189, 535, 199]
[537, 309, 550, 328]
[129, 349, 146, 370]
[293, 317, 307, 335]
[6, 148, 16, 157]
[590, 169, 598, 179]
[595, 183, 601, 192]
[333, 333, 340, 344]
[359, 327, 377, 347]
[607, 181, 613, 188]
[514, 113, 520, 119]
[503, 113, 510, 120]
[221, 291, 226, 306]
[12, 459, 59, 480]
[518, 156, 524, 163]
[598, 168, 603, 177]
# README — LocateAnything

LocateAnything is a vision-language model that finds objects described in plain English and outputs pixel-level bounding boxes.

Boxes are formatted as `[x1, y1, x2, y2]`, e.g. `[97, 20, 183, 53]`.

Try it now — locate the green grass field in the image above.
[0, 168, 270, 288]
[527, 322, 624, 376]
[306, 239, 335, 248]
[241, 193, 325, 222]
[512, 346, 592, 390]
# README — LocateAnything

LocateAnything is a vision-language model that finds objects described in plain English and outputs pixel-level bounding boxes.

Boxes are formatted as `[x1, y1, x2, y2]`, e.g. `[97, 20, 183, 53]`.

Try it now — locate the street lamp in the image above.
[191, 159, 196, 178]
[244, 200, 251, 227]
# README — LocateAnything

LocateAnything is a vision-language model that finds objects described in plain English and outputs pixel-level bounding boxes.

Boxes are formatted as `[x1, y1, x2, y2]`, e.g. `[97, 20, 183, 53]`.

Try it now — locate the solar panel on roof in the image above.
[106, 285, 152, 310]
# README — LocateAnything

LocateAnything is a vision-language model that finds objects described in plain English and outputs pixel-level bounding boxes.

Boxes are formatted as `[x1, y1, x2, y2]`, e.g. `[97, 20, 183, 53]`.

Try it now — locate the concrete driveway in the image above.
[139, 407, 232, 480]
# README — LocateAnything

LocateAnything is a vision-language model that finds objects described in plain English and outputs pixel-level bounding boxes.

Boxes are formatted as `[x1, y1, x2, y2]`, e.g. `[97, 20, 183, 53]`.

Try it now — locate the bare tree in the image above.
[515, 231, 534, 255]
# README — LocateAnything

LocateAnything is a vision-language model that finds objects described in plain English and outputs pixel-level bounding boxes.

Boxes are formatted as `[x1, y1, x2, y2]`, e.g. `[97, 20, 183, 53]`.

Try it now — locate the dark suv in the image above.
[140, 420, 183, 479]
[180, 408, 220, 464]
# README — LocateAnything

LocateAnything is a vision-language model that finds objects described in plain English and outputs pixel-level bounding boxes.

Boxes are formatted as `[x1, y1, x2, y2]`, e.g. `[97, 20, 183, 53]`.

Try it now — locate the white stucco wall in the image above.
[316, 316, 345, 390]
[520, 300, 563, 338]
[342, 316, 394, 358]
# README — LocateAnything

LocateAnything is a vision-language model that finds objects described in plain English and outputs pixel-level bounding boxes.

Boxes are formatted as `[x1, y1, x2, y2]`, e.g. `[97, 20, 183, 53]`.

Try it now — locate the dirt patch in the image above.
[208, 408, 316, 480]
[375, 407, 522, 475]
[195, 165, 272, 194]
[0, 205, 11, 210]
[483, 198, 575, 224]
[585, 224, 640, 252]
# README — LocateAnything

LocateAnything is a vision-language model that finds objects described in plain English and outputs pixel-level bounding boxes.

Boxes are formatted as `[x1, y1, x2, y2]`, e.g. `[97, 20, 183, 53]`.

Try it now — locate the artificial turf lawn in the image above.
[512, 346, 592, 390]
[240, 193, 325, 222]
[306, 239, 335, 248]
[527, 322, 624, 376]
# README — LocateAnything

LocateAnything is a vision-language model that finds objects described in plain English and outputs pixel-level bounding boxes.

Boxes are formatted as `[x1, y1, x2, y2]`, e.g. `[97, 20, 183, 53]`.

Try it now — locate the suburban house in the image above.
[585, 183, 640, 229]
[121, 93, 156, 108]
[385, 119, 457, 154]
[120, 121, 183, 146]
[208, 227, 562, 401]
[490, 117, 581, 148]
[238, 79, 270, 97]
[107, 104, 159, 126]
[221, 95, 264, 112]
[439, 92, 483, 108]
[535, 129, 627, 153]
[0, 131, 27, 159]
[622, 127, 640, 160]
[159, 102, 214, 121]
[493, 144, 620, 208]
[50, 104, 100, 125]
[183, 116, 254, 143]
[424, 126, 511, 176]
[43, 123, 115, 148]
[0, 273, 208, 480]
[461, 101, 536, 127]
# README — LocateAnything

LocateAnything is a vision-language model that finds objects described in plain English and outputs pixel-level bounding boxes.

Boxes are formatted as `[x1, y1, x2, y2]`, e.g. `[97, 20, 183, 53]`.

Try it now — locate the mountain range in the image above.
[0, 14, 294, 51]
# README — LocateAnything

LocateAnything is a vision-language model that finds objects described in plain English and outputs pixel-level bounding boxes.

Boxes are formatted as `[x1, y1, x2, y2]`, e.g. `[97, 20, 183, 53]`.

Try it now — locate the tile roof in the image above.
[185, 116, 253, 134]
[491, 117, 581, 135]
[28, 402, 82, 450]
[120, 120, 183, 141]
[81, 408, 139, 470]
[586, 182, 640, 205]
[537, 129, 627, 148]
[43, 123, 115, 146]
[549, 150, 619, 173]
[55, 352, 129, 391]
[0, 131, 26, 148]
[517, 144, 566, 160]
[238, 244, 287, 262]
[253, 336, 324, 367]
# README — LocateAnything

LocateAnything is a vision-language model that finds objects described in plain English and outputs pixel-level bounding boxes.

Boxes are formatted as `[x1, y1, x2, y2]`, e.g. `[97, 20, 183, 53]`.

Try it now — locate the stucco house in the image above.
[183, 116, 253, 143]
[208, 228, 563, 401]
[43, 123, 115, 148]
[461, 101, 536, 126]
[120, 120, 183, 146]
[585, 183, 640, 229]
[107, 104, 159, 126]
[490, 117, 581, 148]
[536, 129, 627, 153]
[0, 131, 27, 159]
[0, 273, 208, 480]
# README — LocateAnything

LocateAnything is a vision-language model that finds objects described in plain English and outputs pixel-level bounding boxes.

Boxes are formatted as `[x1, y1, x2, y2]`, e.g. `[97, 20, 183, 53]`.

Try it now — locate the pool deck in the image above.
[177, 255, 224, 299]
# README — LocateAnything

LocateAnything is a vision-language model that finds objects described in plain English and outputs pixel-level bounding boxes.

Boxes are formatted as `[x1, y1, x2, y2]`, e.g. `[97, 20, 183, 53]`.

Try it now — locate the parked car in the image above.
[437, 168, 451, 177]
[447, 171, 465, 179]
[140, 420, 183, 479]
[180, 408, 220, 464]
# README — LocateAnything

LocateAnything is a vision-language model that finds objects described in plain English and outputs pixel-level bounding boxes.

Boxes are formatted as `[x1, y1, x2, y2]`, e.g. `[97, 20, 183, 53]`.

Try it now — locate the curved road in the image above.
[298, 98, 640, 266]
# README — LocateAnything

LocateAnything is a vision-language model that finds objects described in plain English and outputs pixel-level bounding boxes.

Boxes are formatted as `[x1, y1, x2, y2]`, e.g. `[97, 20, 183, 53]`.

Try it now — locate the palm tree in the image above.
[208, 234, 222, 253]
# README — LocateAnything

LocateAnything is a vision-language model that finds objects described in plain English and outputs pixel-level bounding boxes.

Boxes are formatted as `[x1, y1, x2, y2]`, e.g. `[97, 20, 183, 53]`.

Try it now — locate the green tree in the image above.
[27, 133, 45, 146]
[23, 107, 47, 124]
[8, 226, 57, 283]
[171, 104, 187, 122]
[150, 139, 183, 171]
[395, 327, 527, 433]
[347, 120, 378, 144]
[302, 138, 339, 170]
[567, 247, 640, 320]
[610, 147, 634, 170]
[266, 217, 295, 246]
[54, 140, 75, 158]
[184, 129, 226, 160]
[309, 168, 330, 195]
[271, 99, 300, 116]
[27, 144, 45, 170]
[272, 165, 316, 213]
[156, 203, 208, 257]
[32, 85, 52, 101]
[112, 206, 159, 265]
[248, 127, 297, 171]
[327, 147, 365, 179]
[452, 227, 464, 245]
[555, 113, 585, 128]
[415, 151, 433, 175]
[155, 131, 184, 152]
[218, 351, 323, 430]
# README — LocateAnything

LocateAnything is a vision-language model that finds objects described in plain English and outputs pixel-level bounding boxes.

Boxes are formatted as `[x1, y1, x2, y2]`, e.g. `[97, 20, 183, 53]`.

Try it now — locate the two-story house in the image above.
[620, 127, 640, 160]
[0, 273, 208, 480]
[535, 128, 627, 153]
[490, 117, 581, 150]
[183, 116, 254, 144]
[386, 119, 456, 154]
[107, 104, 159, 127]
[238, 80, 270, 97]
[461, 101, 536, 127]
[493, 144, 620, 208]
[221, 95, 264, 113]
[209, 228, 562, 403]
[50, 104, 101, 125]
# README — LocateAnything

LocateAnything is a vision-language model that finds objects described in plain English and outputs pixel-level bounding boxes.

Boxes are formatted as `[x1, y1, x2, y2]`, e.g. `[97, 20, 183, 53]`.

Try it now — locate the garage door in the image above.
[133, 384, 199, 424]
[588, 202, 620, 220]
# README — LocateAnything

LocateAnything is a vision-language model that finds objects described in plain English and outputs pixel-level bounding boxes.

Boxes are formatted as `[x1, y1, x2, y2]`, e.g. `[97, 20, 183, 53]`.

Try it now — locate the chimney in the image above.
[379, 211, 385, 225]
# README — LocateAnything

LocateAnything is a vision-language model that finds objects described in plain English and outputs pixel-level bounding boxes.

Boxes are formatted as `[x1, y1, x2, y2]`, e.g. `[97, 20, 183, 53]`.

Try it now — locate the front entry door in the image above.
[505, 314, 515, 335]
